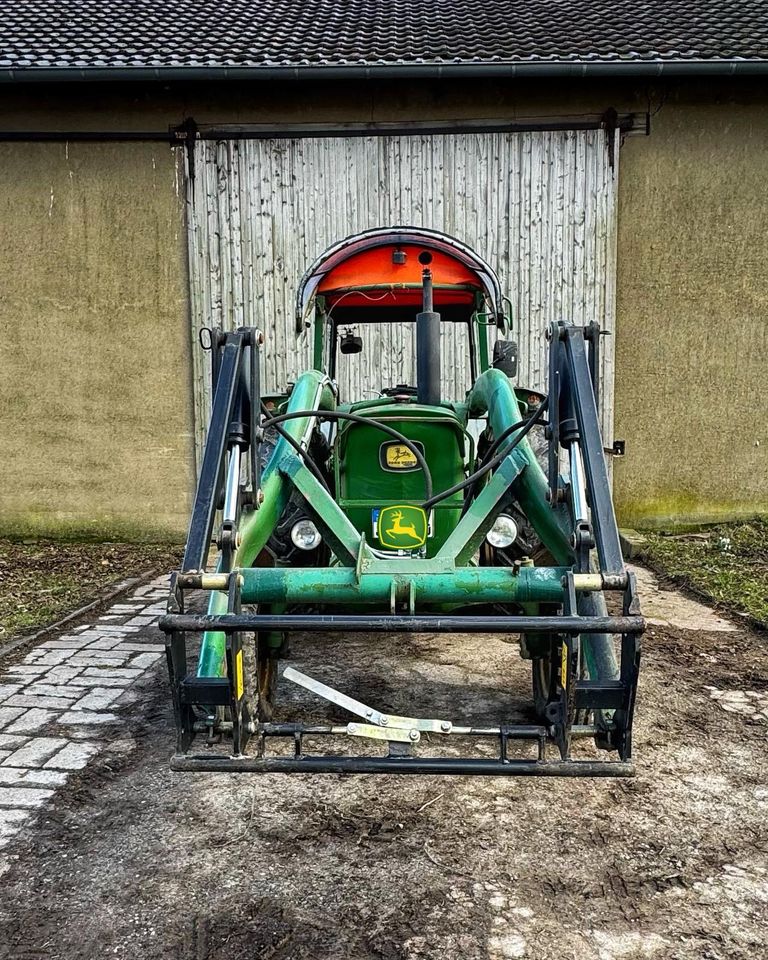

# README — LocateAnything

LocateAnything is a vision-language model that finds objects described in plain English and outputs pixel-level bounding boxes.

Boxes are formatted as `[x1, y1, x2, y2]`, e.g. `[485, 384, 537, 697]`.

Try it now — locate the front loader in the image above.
[161, 227, 643, 776]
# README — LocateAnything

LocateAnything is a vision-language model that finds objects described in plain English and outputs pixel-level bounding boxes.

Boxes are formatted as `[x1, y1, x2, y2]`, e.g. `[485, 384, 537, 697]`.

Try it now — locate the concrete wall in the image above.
[613, 87, 768, 526]
[0, 78, 765, 537]
[0, 140, 194, 540]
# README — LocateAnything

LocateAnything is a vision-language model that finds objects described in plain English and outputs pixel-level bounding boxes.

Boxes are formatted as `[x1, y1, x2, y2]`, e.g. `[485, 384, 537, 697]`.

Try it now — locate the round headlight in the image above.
[290, 519, 322, 551]
[486, 514, 518, 549]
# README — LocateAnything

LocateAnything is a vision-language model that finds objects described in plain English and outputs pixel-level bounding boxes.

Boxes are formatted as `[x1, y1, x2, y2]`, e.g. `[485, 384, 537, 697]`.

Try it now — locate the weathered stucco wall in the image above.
[0, 79, 765, 537]
[613, 90, 768, 526]
[0, 141, 194, 539]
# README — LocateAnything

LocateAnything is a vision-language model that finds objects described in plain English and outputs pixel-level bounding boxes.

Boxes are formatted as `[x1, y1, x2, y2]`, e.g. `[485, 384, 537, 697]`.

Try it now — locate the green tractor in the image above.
[162, 227, 643, 776]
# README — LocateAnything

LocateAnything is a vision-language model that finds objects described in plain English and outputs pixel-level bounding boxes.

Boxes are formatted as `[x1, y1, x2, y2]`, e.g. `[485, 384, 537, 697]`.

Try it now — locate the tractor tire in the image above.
[255, 630, 279, 721]
[531, 637, 558, 719]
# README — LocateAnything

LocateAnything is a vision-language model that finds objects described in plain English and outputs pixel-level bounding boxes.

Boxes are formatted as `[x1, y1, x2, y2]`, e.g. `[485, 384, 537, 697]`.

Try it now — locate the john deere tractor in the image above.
[161, 227, 643, 776]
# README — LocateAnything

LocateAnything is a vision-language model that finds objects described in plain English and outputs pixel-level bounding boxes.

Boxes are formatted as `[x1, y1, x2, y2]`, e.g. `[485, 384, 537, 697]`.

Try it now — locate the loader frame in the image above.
[161, 313, 643, 777]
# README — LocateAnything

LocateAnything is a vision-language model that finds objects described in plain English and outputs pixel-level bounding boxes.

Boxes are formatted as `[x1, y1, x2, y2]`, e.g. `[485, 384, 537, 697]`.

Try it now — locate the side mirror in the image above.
[492, 339, 518, 378]
[340, 330, 363, 355]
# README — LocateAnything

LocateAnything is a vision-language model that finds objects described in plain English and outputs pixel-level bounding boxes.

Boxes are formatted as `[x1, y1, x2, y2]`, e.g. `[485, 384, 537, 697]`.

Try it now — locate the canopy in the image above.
[295, 227, 505, 332]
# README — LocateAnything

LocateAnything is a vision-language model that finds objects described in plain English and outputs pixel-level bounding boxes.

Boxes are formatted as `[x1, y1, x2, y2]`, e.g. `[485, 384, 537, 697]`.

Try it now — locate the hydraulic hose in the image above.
[261, 409, 434, 501]
[422, 398, 548, 510]
[260, 401, 331, 493]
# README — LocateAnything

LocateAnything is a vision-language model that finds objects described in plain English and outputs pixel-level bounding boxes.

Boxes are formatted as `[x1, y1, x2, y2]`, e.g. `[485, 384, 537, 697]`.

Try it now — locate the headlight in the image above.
[290, 519, 322, 551]
[486, 514, 518, 549]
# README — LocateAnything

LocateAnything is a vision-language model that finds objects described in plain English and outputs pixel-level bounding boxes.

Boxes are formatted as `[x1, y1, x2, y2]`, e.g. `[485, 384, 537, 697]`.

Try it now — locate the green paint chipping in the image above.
[637, 518, 768, 628]
[0, 538, 182, 645]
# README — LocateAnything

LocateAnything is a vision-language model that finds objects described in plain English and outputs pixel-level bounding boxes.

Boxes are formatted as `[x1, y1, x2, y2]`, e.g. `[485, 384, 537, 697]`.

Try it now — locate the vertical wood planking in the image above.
[186, 130, 619, 468]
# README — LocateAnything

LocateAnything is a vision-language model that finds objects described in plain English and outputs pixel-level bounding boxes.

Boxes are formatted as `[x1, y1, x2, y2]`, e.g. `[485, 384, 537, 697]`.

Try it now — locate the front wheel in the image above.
[255, 631, 279, 721]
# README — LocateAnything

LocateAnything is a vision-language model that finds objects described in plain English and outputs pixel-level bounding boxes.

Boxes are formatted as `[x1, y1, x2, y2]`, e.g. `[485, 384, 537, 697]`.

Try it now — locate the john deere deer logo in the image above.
[378, 505, 428, 549]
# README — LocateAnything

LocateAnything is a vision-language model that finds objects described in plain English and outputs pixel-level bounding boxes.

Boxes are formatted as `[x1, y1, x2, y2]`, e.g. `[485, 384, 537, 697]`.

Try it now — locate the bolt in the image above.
[440, 721, 451, 733]
[256, 488, 265, 506]
[380, 715, 389, 726]
[409, 729, 419, 741]
[365, 710, 373, 719]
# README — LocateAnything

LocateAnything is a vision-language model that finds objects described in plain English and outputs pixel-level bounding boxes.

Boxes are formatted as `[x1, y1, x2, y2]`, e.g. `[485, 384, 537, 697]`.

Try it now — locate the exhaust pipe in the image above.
[417, 267, 441, 405]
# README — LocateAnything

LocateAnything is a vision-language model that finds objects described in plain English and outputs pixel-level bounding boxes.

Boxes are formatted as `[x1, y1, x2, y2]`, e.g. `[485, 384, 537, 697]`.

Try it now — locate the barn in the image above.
[0, 1, 766, 539]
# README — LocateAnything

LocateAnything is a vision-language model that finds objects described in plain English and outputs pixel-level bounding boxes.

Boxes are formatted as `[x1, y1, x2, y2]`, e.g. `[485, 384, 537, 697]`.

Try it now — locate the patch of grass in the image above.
[0, 539, 183, 644]
[638, 518, 768, 627]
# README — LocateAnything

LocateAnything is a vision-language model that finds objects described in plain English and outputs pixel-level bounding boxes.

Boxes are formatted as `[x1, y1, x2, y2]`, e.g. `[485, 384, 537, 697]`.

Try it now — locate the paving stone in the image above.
[4, 694, 74, 710]
[86, 637, 126, 650]
[68, 655, 130, 668]
[0, 787, 55, 808]
[72, 688, 123, 711]
[5, 709, 59, 734]
[111, 642, 165, 653]
[60, 710, 119, 725]
[109, 603, 144, 612]
[45, 667, 83, 683]
[129, 651, 163, 670]
[75, 648, 132, 659]
[72, 624, 91, 632]
[0, 808, 33, 837]
[83, 667, 143, 680]
[0, 708, 26, 731]
[0, 768, 68, 787]
[0, 751, 10, 762]
[44, 741, 99, 770]
[98, 614, 124, 621]
[2, 737, 68, 768]
[0, 807, 32, 826]
[25, 684, 85, 701]
[61, 675, 130, 688]
[29, 650, 78, 666]
[96, 625, 141, 635]
[126, 615, 158, 626]
[0, 684, 23, 702]
[5, 666, 46, 678]
[0, 734, 29, 750]
[68, 727, 103, 740]
[23, 769, 69, 787]
[39, 637, 94, 650]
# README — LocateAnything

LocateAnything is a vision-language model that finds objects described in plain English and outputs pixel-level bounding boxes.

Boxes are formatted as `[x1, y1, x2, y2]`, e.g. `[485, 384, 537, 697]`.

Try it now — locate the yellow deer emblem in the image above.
[385, 509, 420, 542]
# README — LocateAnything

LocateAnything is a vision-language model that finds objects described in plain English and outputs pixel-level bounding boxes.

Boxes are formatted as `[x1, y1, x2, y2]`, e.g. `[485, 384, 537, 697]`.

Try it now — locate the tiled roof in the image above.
[0, 0, 767, 73]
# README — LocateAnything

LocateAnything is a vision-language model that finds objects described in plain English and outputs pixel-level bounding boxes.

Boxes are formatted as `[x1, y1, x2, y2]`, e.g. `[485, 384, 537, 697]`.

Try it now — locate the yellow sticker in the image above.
[235, 649, 244, 701]
[378, 504, 428, 549]
[384, 443, 418, 469]
[560, 641, 568, 688]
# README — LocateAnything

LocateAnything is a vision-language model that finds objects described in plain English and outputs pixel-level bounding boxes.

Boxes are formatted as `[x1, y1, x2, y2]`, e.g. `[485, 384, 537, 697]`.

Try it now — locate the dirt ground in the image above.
[0, 580, 766, 960]
[0, 539, 182, 645]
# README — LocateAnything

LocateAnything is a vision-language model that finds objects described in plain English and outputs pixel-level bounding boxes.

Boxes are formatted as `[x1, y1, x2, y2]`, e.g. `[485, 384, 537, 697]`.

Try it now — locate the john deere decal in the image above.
[380, 441, 424, 472]
[378, 504, 428, 549]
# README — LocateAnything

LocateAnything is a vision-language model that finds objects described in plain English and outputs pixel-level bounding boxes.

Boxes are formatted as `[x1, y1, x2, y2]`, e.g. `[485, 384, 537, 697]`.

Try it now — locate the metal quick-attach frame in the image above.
[162, 322, 643, 777]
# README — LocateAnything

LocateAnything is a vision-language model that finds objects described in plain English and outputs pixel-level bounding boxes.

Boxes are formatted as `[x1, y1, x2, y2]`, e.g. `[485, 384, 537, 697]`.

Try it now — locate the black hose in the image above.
[260, 402, 331, 492]
[457, 397, 550, 517]
[422, 397, 548, 510]
[261, 409, 433, 501]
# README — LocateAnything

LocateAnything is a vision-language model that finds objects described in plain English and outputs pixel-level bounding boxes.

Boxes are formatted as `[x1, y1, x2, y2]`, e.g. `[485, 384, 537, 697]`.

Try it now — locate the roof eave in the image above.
[2, 60, 768, 83]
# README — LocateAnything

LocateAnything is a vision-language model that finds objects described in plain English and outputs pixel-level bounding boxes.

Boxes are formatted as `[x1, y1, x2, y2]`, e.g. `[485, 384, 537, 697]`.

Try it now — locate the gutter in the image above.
[1, 60, 768, 83]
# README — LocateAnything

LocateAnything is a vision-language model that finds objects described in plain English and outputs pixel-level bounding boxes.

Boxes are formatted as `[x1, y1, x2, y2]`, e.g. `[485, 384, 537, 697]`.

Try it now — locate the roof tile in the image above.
[0, 0, 765, 70]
